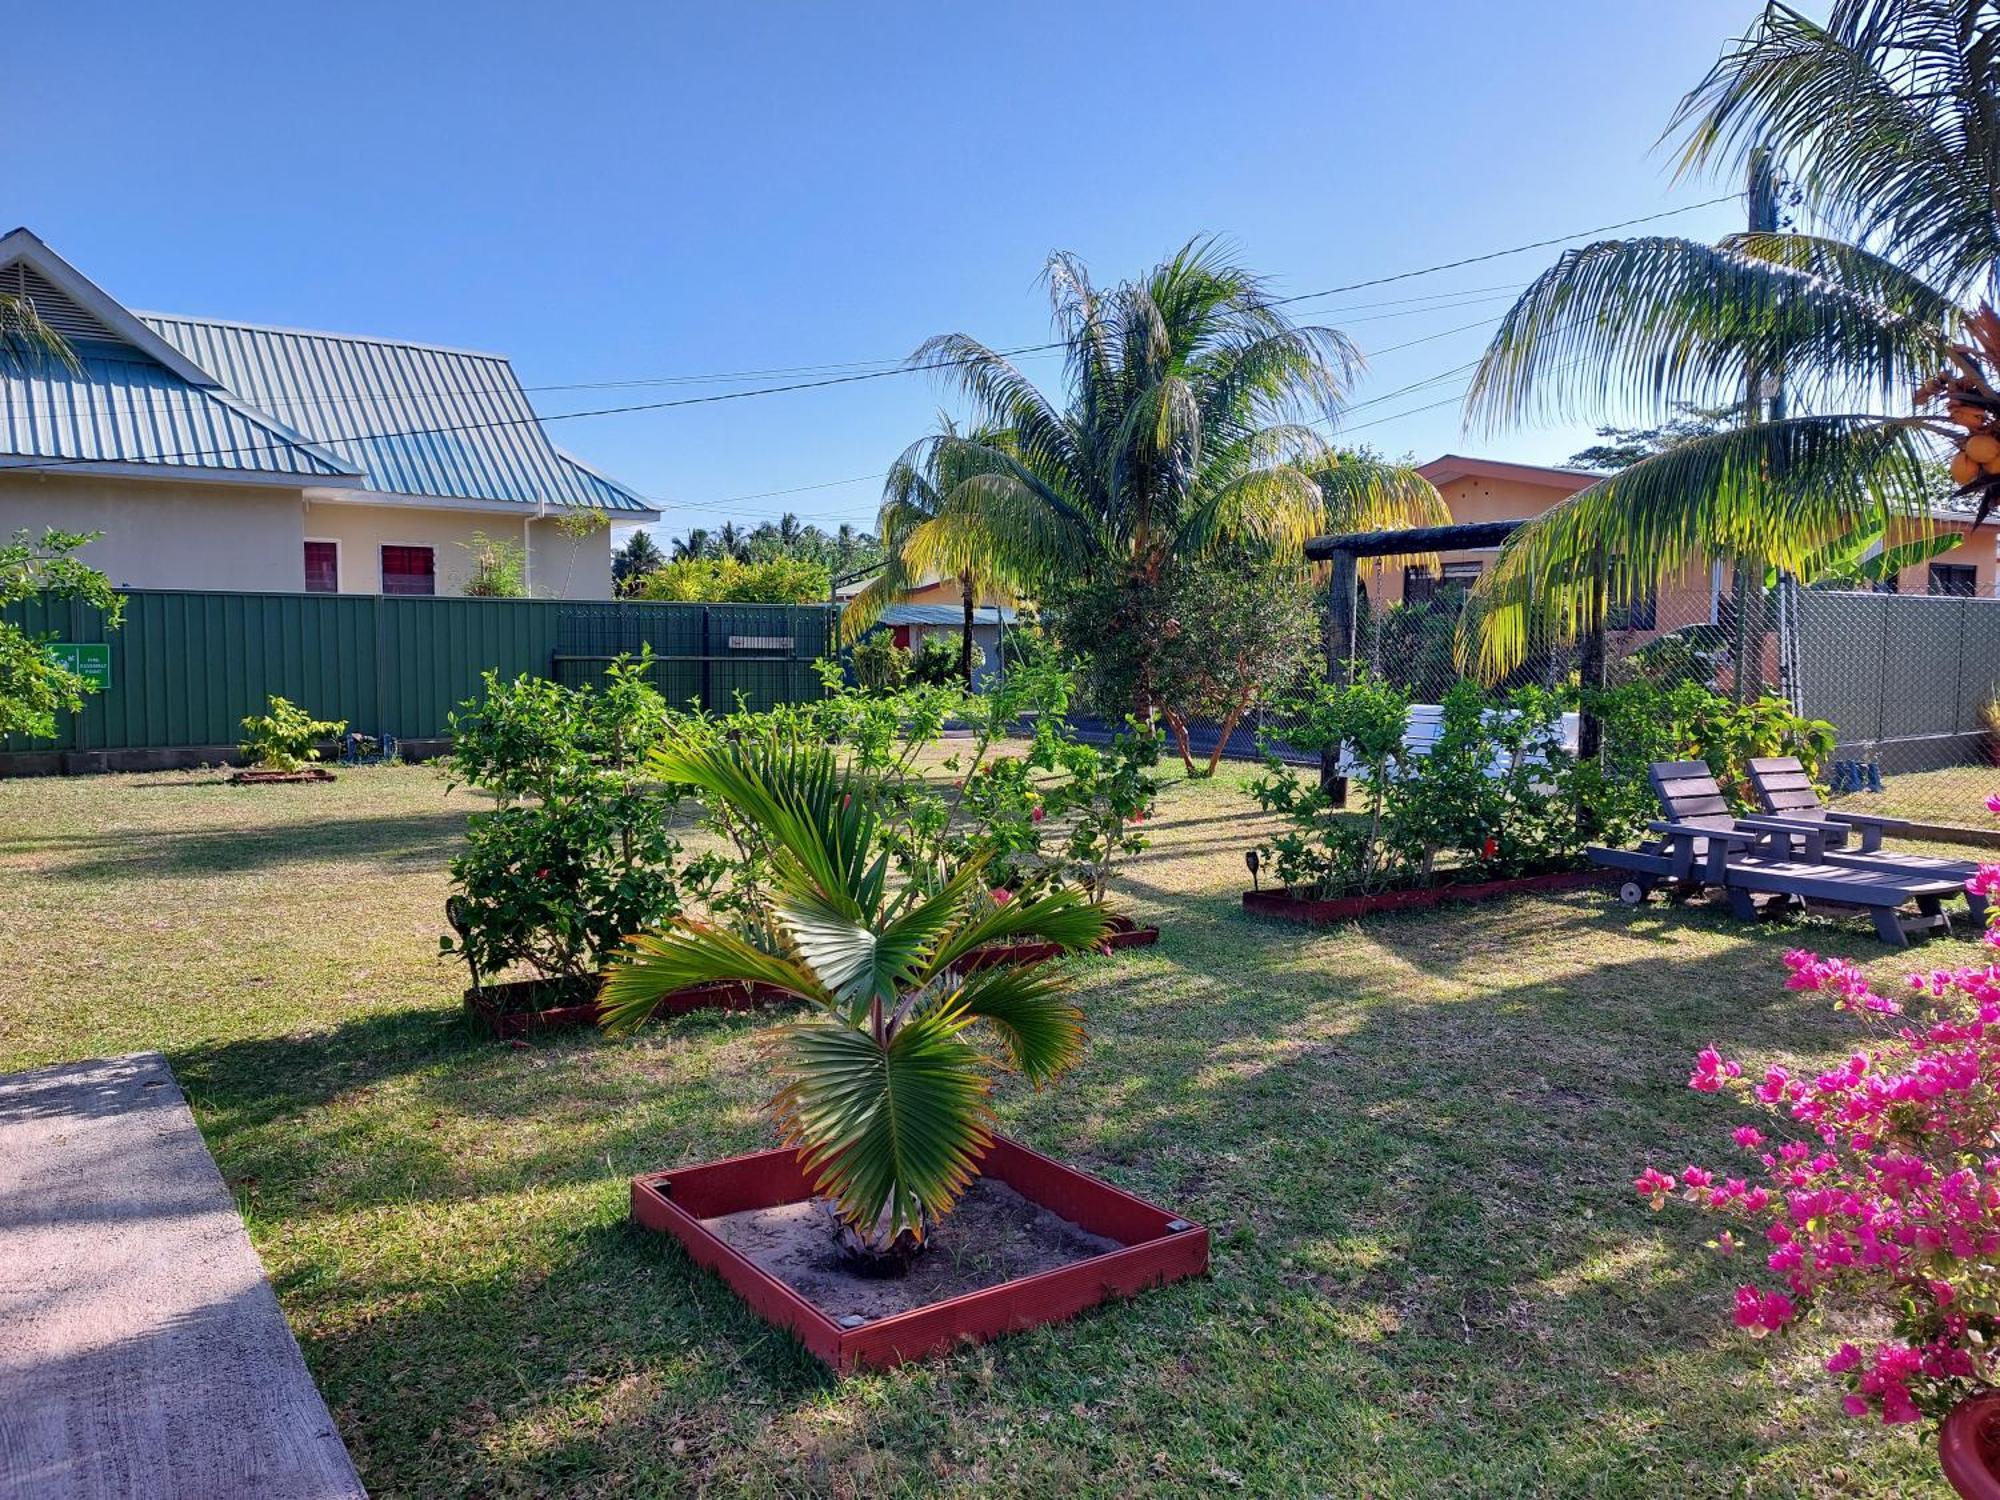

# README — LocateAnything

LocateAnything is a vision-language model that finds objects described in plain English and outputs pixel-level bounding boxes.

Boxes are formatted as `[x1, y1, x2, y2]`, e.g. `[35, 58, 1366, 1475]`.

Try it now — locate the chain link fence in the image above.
[1142, 577, 2000, 835]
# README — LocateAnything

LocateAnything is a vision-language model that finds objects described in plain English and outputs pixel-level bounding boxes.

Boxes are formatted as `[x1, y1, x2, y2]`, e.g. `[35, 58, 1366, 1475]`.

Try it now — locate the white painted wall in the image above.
[0, 472, 308, 590]
[0, 473, 617, 599]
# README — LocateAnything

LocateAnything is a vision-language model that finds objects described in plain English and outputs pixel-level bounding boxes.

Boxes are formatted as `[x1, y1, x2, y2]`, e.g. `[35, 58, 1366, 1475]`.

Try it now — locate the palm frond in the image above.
[1466, 235, 1952, 433]
[948, 963, 1086, 1085]
[0, 292, 79, 372]
[774, 1001, 993, 1240]
[1457, 414, 1935, 679]
[1310, 455, 1452, 533]
[1666, 0, 2000, 296]
[923, 884, 1110, 976]
[598, 920, 828, 1034]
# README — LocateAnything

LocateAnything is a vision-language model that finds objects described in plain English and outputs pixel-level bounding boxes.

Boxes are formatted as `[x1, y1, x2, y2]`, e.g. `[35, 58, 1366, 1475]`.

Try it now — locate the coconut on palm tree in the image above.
[844, 416, 1022, 687]
[890, 238, 1447, 720]
[1459, 0, 1992, 681]
[599, 735, 1106, 1268]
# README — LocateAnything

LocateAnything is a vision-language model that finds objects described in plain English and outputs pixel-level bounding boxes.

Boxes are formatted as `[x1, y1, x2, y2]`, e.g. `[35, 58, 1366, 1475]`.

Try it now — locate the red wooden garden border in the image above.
[630, 1135, 1209, 1373]
[1242, 868, 1611, 926]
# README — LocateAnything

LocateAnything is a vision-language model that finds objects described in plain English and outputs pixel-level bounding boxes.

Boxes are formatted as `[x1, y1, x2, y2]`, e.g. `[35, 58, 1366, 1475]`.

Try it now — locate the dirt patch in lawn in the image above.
[702, 1177, 1122, 1321]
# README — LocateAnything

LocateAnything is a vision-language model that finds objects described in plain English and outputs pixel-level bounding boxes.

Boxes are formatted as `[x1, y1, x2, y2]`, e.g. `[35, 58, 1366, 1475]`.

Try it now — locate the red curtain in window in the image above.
[381, 545, 435, 596]
[303, 541, 338, 593]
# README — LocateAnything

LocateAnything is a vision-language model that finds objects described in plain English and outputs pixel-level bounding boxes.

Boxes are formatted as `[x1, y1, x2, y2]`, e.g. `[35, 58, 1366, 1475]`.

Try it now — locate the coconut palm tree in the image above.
[599, 735, 1105, 1266]
[714, 521, 750, 562]
[1459, 0, 1993, 681]
[843, 417, 1023, 686]
[672, 527, 713, 562]
[612, 529, 665, 595]
[897, 238, 1447, 717]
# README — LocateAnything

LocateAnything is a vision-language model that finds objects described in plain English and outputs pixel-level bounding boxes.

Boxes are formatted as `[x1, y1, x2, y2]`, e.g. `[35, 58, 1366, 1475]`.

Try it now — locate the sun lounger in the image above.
[1745, 756, 1988, 916]
[1587, 760, 1970, 946]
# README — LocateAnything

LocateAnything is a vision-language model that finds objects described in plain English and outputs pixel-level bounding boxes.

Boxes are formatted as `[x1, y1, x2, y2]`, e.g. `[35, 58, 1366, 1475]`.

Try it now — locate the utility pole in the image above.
[1733, 147, 1782, 702]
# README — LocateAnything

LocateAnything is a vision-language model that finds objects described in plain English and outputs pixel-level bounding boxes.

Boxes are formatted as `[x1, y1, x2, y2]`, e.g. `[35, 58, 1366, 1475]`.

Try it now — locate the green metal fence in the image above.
[2, 589, 836, 756]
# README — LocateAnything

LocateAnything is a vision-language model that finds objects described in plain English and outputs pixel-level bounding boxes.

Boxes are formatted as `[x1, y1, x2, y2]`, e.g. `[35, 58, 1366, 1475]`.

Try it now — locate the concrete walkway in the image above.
[0, 1053, 366, 1499]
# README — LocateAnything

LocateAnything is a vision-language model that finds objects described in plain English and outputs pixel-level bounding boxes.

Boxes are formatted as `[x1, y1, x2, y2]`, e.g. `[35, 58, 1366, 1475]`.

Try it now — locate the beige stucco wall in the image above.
[1367, 469, 2000, 629]
[0, 472, 309, 590]
[300, 501, 614, 599]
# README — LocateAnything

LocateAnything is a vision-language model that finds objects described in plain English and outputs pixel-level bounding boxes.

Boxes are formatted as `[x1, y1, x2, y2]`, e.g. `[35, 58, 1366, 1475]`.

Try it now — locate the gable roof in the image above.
[141, 312, 653, 514]
[0, 228, 655, 515]
[1417, 454, 1600, 492]
[0, 230, 361, 484]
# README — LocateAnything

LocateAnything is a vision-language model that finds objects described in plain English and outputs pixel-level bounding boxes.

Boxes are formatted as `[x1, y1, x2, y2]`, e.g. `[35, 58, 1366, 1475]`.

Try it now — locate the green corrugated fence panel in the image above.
[2, 589, 834, 754]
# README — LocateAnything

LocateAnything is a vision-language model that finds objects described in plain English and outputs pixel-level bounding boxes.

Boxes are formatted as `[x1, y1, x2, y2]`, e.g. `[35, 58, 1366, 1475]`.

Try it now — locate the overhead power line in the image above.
[2, 195, 1736, 484]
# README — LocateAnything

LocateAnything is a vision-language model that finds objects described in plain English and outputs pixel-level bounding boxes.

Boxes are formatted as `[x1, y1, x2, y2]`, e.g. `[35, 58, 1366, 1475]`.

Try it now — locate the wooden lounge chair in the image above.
[1745, 756, 1987, 912]
[1587, 760, 1968, 946]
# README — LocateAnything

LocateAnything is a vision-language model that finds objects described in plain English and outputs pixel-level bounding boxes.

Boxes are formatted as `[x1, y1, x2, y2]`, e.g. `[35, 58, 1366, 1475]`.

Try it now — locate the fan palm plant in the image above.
[1460, 0, 1997, 680]
[599, 736, 1107, 1268]
[843, 416, 1023, 686]
[896, 238, 1446, 717]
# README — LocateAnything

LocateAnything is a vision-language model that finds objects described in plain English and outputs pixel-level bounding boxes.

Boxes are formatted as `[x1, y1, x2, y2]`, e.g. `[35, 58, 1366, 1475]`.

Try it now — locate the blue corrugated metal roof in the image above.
[0, 342, 360, 479]
[878, 604, 1018, 627]
[140, 313, 654, 514]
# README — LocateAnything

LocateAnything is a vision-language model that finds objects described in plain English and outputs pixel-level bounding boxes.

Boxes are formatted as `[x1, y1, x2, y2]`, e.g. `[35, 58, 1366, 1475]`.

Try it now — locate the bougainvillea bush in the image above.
[1636, 811, 2000, 1425]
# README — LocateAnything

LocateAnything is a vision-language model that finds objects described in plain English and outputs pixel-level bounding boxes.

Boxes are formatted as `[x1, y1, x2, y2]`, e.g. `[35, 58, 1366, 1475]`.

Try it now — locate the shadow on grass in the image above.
[26, 809, 469, 883]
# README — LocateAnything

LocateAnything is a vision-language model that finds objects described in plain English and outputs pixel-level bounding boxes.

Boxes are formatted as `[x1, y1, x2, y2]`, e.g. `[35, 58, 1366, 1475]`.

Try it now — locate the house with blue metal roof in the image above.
[0, 228, 657, 598]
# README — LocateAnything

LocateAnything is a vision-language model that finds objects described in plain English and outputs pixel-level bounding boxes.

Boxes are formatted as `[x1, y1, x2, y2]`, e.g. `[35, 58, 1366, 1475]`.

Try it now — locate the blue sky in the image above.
[10, 2, 1766, 543]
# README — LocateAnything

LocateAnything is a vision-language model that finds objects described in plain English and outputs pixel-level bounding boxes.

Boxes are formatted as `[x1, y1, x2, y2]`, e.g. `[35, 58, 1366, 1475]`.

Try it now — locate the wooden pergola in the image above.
[1304, 518, 1609, 795]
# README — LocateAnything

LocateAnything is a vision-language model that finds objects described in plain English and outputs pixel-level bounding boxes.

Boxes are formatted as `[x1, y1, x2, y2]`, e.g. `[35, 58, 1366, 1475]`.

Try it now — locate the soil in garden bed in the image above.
[702, 1178, 1122, 1322]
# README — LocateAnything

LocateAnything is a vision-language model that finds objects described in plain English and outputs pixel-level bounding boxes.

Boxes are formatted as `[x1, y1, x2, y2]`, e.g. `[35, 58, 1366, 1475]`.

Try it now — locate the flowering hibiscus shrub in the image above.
[1637, 816, 2000, 1424]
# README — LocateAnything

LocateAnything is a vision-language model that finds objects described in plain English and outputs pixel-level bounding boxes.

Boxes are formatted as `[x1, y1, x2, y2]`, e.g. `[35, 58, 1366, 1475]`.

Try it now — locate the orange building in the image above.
[1369, 455, 2000, 634]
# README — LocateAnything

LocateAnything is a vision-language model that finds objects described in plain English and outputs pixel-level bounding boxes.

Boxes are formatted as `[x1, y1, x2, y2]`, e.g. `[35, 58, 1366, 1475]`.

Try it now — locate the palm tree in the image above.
[715, 521, 750, 562]
[844, 416, 1022, 686]
[895, 238, 1446, 717]
[775, 511, 805, 549]
[672, 527, 713, 563]
[1459, 0, 1989, 682]
[611, 530, 665, 594]
[599, 736, 1105, 1266]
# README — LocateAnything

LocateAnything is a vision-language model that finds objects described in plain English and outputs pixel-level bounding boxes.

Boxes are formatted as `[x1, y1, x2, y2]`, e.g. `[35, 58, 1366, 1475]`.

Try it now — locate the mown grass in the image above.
[0, 761, 1984, 1496]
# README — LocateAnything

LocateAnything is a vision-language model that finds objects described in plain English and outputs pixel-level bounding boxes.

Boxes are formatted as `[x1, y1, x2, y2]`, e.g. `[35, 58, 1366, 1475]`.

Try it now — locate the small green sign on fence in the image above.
[48, 642, 112, 691]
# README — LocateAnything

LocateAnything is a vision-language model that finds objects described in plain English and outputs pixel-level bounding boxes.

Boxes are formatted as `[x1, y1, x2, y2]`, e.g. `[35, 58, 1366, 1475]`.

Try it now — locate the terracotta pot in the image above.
[630, 1135, 1208, 1373]
[1941, 1391, 2000, 1498]
[1241, 868, 1611, 926]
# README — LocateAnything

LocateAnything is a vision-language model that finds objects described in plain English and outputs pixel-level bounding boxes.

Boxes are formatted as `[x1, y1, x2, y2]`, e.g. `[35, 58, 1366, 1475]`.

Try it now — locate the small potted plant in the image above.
[600, 735, 1207, 1371]
[231, 695, 345, 783]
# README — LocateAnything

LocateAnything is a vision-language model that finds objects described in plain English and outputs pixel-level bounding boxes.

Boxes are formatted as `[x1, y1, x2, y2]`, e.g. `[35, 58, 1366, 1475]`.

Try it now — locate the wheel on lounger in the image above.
[1617, 880, 1650, 906]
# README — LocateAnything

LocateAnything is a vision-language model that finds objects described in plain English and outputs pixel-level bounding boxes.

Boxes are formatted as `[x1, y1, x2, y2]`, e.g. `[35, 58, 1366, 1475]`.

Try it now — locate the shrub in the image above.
[240, 695, 346, 771]
[908, 631, 982, 686]
[2, 527, 122, 739]
[440, 656, 720, 990]
[1637, 812, 2000, 1424]
[1248, 677, 1582, 897]
[459, 532, 527, 597]
[633, 555, 829, 604]
[849, 633, 911, 692]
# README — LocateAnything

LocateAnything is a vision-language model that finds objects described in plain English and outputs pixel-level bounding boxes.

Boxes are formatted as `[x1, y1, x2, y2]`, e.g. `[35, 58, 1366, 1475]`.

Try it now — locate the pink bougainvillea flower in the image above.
[1985, 792, 2000, 816]
[1733, 1126, 1765, 1150]
[990, 888, 1013, 905]
[1634, 1167, 1676, 1210]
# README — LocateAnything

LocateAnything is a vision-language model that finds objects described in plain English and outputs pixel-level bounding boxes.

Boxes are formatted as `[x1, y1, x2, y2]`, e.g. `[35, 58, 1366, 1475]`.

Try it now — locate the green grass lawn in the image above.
[0, 762, 1984, 1496]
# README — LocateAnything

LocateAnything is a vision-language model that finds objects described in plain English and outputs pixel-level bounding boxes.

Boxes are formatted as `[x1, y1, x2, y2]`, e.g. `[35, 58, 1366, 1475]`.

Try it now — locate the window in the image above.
[1401, 565, 1437, 606]
[303, 540, 338, 594]
[1441, 561, 1483, 590]
[381, 545, 435, 596]
[1929, 562, 1978, 598]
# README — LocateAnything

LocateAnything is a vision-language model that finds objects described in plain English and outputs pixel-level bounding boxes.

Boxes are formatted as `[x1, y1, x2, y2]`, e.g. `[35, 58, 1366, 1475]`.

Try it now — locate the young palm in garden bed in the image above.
[599, 735, 1207, 1368]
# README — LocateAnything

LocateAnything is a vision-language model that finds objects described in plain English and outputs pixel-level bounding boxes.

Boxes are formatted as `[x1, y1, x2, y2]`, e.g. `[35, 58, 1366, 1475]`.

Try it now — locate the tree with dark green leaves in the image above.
[1, 530, 122, 738]
[1463, 0, 2000, 679]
